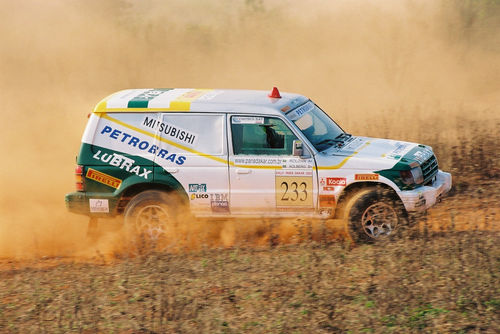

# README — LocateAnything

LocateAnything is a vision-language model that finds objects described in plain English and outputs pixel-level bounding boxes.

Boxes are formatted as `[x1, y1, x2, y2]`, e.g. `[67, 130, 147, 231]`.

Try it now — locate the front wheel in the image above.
[123, 190, 180, 253]
[343, 187, 408, 242]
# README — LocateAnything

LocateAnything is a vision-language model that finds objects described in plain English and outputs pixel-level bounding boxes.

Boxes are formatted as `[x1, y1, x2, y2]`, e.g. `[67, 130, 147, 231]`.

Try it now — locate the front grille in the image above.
[421, 154, 439, 185]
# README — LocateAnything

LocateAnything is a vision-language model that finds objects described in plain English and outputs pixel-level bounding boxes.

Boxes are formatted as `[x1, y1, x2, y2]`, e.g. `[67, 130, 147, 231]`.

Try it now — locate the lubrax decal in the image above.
[100, 125, 186, 165]
[142, 116, 197, 146]
[93, 150, 152, 179]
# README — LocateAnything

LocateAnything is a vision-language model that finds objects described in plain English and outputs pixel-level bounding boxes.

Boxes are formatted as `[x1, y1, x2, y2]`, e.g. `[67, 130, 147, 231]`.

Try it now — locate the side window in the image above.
[231, 116, 298, 155]
[158, 114, 225, 155]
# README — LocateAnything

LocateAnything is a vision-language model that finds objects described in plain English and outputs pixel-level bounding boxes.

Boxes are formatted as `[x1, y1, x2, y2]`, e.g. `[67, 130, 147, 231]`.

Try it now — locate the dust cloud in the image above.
[0, 0, 498, 259]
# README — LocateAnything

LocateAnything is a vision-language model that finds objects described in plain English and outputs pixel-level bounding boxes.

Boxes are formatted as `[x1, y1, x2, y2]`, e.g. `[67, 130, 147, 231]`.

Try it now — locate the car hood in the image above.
[316, 136, 431, 170]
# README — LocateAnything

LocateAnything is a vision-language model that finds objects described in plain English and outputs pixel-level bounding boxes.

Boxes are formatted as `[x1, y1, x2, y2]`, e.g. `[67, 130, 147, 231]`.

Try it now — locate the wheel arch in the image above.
[116, 182, 188, 214]
[334, 181, 402, 219]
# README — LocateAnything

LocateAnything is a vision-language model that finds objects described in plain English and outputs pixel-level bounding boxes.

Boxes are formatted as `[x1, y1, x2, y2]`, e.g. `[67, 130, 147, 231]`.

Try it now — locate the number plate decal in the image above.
[275, 170, 313, 207]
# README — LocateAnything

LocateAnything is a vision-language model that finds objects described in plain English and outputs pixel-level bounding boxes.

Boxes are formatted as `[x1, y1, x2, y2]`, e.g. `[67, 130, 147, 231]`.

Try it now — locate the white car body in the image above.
[66, 88, 452, 220]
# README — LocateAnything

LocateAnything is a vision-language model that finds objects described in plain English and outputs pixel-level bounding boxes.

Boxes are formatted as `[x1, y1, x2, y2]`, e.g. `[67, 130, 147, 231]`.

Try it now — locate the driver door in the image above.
[228, 115, 317, 215]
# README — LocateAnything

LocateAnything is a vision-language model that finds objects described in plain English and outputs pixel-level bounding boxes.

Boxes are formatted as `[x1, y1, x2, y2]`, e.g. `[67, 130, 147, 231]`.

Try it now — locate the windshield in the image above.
[288, 101, 345, 152]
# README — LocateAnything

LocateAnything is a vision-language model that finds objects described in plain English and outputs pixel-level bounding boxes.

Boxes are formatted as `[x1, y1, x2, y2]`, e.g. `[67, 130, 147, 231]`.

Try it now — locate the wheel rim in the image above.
[134, 205, 170, 242]
[361, 202, 398, 239]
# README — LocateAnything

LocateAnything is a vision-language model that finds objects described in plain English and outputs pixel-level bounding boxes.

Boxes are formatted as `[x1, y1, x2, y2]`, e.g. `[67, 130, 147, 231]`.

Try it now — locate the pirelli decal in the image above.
[86, 168, 122, 189]
[355, 174, 379, 181]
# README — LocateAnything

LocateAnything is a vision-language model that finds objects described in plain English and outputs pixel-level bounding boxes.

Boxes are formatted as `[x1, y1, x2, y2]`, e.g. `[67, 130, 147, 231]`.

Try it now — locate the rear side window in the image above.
[156, 113, 225, 155]
[230, 116, 298, 155]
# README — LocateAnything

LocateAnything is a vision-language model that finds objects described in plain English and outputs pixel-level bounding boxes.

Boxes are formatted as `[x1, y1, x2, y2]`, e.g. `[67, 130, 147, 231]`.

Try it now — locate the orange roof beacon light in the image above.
[268, 86, 281, 98]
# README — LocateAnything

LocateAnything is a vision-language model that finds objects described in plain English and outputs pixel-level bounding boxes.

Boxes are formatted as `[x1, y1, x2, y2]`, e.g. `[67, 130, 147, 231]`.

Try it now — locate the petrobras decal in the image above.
[286, 101, 314, 121]
[99, 125, 186, 165]
[142, 116, 198, 146]
[92, 150, 152, 179]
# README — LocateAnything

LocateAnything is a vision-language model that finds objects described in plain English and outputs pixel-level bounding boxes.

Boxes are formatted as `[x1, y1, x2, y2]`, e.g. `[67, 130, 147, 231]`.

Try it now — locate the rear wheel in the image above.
[343, 187, 408, 242]
[123, 190, 180, 253]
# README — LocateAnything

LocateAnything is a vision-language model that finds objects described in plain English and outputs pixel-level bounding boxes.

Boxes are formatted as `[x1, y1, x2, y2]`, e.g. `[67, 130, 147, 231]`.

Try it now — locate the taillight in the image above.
[75, 165, 84, 191]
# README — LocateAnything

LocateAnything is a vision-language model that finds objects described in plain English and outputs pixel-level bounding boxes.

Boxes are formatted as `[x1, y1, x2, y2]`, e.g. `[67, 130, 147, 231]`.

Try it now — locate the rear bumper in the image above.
[65, 192, 120, 217]
[398, 170, 452, 212]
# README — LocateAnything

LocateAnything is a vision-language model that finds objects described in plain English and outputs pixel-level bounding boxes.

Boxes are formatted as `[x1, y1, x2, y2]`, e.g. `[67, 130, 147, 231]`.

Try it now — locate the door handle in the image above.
[236, 169, 251, 174]
[165, 168, 179, 173]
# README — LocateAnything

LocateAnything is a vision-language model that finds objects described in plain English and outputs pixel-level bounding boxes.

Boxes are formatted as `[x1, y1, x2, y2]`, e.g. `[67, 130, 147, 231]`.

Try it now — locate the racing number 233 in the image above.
[275, 176, 313, 207]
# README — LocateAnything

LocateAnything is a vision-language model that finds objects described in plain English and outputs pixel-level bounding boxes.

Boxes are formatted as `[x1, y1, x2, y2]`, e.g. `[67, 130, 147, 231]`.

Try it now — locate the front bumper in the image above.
[398, 170, 452, 212]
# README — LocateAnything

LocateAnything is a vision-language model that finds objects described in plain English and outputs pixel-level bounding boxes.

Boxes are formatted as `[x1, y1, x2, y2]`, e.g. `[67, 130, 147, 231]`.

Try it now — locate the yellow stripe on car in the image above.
[316, 141, 372, 170]
[100, 113, 286, 170]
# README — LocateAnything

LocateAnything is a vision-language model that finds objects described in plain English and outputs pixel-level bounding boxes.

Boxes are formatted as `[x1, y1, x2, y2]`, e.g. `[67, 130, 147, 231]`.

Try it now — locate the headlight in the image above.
[400, 167, 423, 185]
[411, 167, 424, 184]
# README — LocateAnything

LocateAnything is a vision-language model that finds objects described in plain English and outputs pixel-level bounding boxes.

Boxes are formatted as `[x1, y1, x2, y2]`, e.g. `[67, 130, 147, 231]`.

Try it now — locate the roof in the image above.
[93, 88, 309, 115]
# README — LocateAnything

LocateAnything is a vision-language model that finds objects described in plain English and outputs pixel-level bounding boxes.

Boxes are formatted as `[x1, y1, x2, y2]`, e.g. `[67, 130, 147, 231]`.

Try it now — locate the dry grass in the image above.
[0, 230, 498, 333]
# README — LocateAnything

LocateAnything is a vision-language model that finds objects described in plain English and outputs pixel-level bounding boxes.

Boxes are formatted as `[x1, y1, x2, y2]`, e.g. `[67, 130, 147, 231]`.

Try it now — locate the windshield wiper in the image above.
[315, 138, 342, 151]
[316, 138, 340, 146]
[334, 133, 352, 140]
[315, 134, 353, 151]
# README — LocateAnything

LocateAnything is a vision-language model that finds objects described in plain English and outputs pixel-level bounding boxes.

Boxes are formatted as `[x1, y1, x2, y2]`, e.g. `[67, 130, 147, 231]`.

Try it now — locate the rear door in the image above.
[228, 115, 317, 215]
[152, 113, 229, 215]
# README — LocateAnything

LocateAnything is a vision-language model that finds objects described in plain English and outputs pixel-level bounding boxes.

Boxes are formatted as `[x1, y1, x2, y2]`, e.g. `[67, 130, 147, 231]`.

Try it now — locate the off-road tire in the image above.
[342, 187, 408, 242]
[123, 190, 181, 253]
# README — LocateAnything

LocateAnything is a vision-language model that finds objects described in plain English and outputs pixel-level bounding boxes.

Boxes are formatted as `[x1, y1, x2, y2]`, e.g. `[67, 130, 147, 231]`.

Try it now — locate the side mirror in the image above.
[293, 140, 310, 158]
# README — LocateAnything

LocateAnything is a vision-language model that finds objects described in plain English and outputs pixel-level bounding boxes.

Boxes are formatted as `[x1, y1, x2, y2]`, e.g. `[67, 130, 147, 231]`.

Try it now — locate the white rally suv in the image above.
[65, 87, 452, 242]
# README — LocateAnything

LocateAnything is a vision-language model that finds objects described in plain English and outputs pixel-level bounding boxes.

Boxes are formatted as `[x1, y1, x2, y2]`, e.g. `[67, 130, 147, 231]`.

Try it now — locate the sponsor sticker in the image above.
[211, 200, 229, 213]
[210, 193, 229, 212]
[287, 102, 315, 121]
[196, 90, 223, 101]
[326, 177, 346, 186]
[142, 116, 198, 146]
[281, 106, 291, 113]
[355, 174, 379, 181]
[189, 183, 207, 192]
[413, 149, 433, 164]
[89, 199, 109, 213]
[386, 143, 411, 160]
[86, 168, 122, 189]
[128, 89, 171, 108]
[191, 193, 209, 200]
[99, 125, 187, 165]
[92, 150, 152, 179]
[177, 89, 209, 101]
[210, 193, 228, 201]
[276, 169, 313, 177]
[319, 195, 336, 208]
[275, 170, 313, 207]
[320, 177, 346, 192]
[234, 157, 284, 166]
[231, 116, 264, 124]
